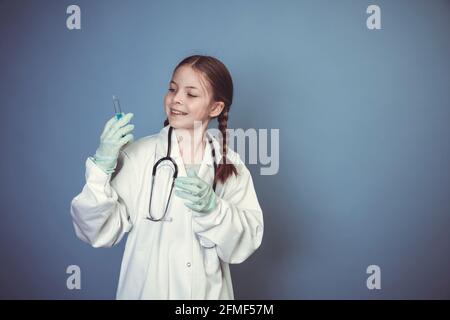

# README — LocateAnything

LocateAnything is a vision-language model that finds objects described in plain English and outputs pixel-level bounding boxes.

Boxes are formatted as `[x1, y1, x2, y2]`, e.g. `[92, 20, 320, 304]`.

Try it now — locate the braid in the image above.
[216, 107, 237, 185]
[219, 110, 228, 164]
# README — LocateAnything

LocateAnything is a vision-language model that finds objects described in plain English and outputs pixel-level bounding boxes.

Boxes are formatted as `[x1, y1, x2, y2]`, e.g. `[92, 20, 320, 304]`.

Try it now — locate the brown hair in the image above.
[164, 55, 238, 185]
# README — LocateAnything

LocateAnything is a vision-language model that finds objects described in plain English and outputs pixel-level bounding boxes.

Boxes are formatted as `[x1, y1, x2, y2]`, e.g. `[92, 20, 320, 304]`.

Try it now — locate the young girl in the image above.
[70, 55, 264, 299]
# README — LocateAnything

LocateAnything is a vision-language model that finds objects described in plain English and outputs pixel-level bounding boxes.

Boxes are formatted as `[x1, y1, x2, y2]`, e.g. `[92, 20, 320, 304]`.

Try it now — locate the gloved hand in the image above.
[92, 113, 134, 174]
[174, 168, 218, 214]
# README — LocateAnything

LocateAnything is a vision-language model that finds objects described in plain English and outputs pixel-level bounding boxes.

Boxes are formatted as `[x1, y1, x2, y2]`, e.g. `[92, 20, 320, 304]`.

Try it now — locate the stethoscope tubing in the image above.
[147, 126, 217, 221]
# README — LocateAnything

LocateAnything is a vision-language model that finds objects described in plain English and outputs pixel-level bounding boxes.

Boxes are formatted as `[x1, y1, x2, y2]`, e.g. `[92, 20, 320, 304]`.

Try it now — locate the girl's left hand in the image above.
[174, 168, 218, 214]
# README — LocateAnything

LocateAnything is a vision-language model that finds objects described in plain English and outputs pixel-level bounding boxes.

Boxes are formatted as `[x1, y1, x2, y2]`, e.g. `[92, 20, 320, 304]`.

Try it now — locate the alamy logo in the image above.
[366, 5, 381, 30]
[66, 5, 81, 30]
[66, 265, 81, 290]
[366, 265, 381, 290]
[190, 121, 280, 176]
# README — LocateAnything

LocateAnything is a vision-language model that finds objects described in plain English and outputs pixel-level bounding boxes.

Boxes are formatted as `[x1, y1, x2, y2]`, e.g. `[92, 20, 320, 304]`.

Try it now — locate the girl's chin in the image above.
[167, 118, 206, 129]
[168, 116, 188, 124]
[167, 117, 188, 127]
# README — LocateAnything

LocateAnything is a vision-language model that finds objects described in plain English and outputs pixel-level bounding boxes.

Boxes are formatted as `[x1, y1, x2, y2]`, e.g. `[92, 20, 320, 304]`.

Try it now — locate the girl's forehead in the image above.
[173, 66, 211, 95]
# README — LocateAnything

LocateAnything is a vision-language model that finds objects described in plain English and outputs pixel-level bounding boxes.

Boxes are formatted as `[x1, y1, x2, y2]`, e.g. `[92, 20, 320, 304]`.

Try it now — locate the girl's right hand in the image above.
[92, 113, 134, 174]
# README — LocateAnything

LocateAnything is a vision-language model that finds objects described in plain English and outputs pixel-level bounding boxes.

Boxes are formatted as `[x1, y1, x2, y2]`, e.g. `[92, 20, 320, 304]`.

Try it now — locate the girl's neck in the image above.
[174, 126, 207, 165]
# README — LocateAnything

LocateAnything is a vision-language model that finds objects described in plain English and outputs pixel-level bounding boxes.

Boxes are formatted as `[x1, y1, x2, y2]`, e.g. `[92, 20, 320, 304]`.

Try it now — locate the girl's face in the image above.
[164, 65, 223, 129]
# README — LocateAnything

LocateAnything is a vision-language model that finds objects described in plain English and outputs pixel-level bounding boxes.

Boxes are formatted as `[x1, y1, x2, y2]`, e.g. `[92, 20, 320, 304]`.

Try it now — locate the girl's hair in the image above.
[164, 55, 238, 185]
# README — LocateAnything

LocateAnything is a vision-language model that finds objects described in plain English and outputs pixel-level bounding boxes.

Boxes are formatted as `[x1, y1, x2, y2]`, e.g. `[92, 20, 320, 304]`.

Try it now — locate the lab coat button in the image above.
[186, 262, 191, 267]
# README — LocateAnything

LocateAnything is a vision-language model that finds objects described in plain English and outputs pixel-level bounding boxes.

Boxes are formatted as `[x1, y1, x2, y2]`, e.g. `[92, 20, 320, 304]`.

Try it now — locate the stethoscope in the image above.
[146, 126, 217, 222]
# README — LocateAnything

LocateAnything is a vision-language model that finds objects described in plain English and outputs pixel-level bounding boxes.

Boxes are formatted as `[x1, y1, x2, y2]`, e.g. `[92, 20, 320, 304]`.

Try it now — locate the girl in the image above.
[70, 55, 264, 299]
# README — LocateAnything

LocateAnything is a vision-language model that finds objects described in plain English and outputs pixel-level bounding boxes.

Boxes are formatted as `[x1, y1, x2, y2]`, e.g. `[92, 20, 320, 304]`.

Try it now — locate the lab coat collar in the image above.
[155, 125, 223, 178]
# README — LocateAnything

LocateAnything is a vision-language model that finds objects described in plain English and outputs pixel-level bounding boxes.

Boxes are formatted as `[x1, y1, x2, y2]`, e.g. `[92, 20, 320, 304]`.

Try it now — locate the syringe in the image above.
[112, 95, 123, 120]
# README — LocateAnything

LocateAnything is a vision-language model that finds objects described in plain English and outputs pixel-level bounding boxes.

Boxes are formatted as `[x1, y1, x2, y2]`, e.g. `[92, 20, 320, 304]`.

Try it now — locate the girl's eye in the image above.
[168, 88, 197, 97]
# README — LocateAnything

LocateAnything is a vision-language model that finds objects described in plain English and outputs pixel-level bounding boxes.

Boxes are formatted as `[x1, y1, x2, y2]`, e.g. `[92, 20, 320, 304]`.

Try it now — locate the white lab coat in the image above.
[70, 125, 264, 299]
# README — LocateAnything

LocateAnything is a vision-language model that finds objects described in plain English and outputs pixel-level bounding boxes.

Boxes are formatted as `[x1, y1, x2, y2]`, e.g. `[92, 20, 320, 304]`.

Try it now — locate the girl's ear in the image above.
[209, 101, 225, 118]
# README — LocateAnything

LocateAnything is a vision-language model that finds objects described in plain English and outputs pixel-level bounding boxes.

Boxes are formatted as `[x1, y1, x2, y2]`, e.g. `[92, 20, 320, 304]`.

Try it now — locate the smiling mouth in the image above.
[170, 108, 188, 116]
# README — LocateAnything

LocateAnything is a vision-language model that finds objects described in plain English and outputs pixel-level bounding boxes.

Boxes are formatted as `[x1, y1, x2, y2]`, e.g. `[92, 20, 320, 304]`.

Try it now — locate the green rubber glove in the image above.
[174, 168, 218, 214]
[92, 113, 134, 174]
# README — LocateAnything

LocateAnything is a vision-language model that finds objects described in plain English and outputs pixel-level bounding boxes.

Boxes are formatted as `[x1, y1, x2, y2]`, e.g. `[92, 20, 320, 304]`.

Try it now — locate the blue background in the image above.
[0, 0, 449, 299]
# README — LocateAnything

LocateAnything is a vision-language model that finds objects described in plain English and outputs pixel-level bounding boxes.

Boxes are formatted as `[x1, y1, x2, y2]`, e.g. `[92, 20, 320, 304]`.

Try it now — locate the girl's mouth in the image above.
[171, 108, 188, 116]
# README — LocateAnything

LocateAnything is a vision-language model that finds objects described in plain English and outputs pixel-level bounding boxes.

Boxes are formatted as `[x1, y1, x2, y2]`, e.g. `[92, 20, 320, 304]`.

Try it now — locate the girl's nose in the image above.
[173, 92, 184, 104]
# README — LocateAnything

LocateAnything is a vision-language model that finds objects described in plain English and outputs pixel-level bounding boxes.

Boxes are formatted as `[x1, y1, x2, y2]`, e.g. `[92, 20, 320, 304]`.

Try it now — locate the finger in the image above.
[177, 178, 209, 193]
[112, 124, 135, 140]
[101, 116, 119, 140]
[175, 179, 200, 188]
[108, 113, 134, 137]
[178, 181, 207, 197]
[119, 133, 134, 146]
[196, 186, 212, 202]
[177, 174, 207, 184]
[175, 176, 199, 183]
[174, 189, 199, 202]
[175, 179, 202, 193]
[185, 202, 203, 212]
[175, 177, 203, 187]
[175, 184, 202, 197]
[174, 184, 198, 196]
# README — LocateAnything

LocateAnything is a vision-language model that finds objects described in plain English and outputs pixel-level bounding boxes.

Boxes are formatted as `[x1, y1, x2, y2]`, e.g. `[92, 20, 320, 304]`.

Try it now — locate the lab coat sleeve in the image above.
[191, 163, 264, 264]
[70, 150, 138, 248]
